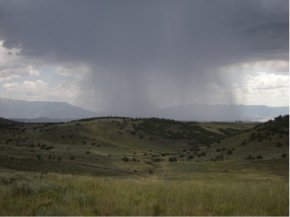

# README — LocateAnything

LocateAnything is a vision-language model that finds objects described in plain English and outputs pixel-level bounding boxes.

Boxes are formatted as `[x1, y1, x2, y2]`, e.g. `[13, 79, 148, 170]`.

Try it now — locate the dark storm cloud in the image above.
[0, 0, 288, 114]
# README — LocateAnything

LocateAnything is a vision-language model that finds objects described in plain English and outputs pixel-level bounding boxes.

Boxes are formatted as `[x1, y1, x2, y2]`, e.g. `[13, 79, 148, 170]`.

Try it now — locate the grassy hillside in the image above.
[0, 115, 288, 215]
[0, 116, 288, 175]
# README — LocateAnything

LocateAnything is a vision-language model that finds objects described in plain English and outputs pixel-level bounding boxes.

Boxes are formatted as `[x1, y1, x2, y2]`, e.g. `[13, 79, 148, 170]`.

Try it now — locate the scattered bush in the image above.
[246, 155, 255, 160]
[36, 154, 41, 160]
[281, 153, 287, 158]
[152, 158, 162, 162]
[214, 155, 224, 161]
[69, 155, 76, 160]
[168, 157, 177, 162]
[249, 132, 256, 141]
[122, 156, 129, 162]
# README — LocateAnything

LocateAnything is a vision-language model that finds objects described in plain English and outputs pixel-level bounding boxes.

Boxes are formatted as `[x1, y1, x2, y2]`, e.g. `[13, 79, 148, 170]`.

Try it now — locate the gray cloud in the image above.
[0, 0, 288, 115]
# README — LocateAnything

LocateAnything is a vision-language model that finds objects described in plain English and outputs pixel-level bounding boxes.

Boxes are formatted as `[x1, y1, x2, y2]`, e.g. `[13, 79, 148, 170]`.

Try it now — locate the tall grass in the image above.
[0, 172, 288, 216]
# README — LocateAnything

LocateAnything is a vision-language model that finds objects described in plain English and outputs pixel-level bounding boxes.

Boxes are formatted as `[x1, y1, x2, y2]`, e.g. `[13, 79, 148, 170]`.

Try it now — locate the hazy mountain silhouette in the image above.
[0, 98, 96, 121]
[0, 98, 288, 122]
[156, 104, 289, 122]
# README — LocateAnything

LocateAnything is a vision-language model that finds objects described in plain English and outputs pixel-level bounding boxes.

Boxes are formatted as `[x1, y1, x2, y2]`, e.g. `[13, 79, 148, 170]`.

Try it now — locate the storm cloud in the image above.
[0, 0, 288, 115]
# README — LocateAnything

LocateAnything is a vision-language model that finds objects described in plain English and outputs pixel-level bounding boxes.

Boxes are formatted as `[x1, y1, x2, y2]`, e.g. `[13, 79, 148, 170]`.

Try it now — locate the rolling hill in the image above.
[0, 115, 288, 216]
[0, 115, 288, 176]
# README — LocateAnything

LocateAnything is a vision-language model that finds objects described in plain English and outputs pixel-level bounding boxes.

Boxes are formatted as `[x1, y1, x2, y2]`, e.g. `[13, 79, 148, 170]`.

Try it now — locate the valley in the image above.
[0, 115, 288, 215]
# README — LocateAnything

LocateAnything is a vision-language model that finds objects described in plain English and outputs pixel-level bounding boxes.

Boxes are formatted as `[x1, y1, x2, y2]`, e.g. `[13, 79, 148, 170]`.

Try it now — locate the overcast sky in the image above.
[0, 0, 288, 114]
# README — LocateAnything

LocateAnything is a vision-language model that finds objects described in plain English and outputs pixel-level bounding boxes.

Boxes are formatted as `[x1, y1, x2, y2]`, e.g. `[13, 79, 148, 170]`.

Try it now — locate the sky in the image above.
[0, 0, 288, 115]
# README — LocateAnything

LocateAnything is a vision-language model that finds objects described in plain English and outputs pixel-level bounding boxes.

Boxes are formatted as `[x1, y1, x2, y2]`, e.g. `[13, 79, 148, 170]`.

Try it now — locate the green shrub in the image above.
[215, 155, 224, 161]
[152, 158, 162, 162]
[188, 155, 194, 160]
[168, 157, 177, 162]
[246, 155, 255, 160]
[36, 154, 41, 160]
[281, 153, 287, 158]
[122, 156, 129, 162]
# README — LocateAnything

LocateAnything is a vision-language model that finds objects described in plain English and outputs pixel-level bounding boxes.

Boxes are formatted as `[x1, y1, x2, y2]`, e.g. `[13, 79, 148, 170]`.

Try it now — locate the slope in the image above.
[0, 116, 288, 176]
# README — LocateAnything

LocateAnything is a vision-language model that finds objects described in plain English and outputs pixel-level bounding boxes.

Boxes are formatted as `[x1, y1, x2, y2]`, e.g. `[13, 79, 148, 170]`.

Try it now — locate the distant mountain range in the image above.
[0, 98, 288, 122]
[0, 98, 96, 122]
[156, 104, 289, 122]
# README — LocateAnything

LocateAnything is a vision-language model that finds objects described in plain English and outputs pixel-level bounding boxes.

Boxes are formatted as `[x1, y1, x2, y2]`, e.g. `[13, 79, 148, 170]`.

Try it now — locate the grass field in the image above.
[0, 170, 288, 216]
[0, 115, 288, 215]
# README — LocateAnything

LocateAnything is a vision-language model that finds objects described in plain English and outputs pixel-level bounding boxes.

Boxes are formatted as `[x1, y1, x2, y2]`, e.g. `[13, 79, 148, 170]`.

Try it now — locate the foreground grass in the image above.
[0, 172, 288, 216]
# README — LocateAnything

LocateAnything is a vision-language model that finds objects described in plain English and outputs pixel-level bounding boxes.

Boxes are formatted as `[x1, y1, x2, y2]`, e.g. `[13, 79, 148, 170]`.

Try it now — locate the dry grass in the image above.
[0, 172, 288, 216]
